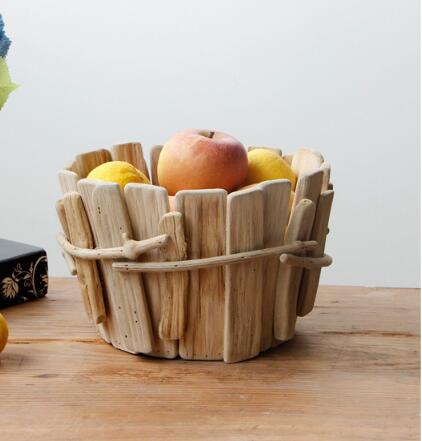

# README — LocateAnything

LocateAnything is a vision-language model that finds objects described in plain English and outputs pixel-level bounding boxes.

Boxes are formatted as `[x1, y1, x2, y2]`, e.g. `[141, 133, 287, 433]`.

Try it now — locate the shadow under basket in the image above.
[56, 143, 334, 363]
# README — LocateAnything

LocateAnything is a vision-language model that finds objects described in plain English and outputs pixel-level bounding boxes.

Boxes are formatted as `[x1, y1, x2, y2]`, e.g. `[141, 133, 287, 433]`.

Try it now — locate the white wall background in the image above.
[0, 0, 419, 287]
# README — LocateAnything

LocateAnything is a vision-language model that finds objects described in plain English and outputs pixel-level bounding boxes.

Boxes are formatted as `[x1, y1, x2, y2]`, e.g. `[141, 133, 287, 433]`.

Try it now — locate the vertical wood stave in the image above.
[297, 190, 334, 316]
[111, 142, 150, 179]
[224, 188, 264, 363]
[77, 179, 111, 343]
[258, 180, 291, 352]
[125, 184, 177, 358]
[274, 199, 316, 342]
[74, 149, 112, 178]
[158, 212, 188, 340]
[150, 145, 163, 186]
[291, 148, 324, 177]
[63, 192, 106, 325]
[92, 183, 153, 354]
[176, 190, 227, 360]
[58, 169, 79, 193]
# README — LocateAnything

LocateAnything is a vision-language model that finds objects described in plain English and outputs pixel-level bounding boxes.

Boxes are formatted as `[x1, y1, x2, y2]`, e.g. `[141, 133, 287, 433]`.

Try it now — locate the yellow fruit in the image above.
[246, 149, 296, 188]
[0, 313, 9, 353]
[87, 161, 150, 190]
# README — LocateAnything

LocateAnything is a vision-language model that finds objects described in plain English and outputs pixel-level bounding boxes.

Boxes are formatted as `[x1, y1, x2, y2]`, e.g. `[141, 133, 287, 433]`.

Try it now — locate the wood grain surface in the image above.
[0, 279, 419, 441]
[176, 190, 227, 360]
[124, 183, 177, 358]
[224, 187, 264, 363]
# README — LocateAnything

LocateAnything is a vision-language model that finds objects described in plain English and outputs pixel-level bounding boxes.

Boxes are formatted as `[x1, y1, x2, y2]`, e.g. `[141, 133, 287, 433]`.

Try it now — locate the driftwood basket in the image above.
[56, 143, 334, 362]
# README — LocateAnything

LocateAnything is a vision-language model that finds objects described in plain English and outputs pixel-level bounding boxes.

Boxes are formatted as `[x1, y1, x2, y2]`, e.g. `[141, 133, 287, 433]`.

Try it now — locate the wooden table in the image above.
[0, 279, 419, 440]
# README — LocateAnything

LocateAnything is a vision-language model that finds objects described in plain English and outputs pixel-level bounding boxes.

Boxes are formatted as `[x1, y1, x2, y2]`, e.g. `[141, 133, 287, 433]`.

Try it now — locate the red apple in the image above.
[157, 129, 248, 195]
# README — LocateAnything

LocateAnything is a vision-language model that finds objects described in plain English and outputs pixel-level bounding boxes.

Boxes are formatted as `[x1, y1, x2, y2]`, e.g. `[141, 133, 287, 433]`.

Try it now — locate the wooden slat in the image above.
[124, 184, 177, 358]
[92, 183, 153, 354]
[58, 169, 79, 193]
[274, 199, 316, 341]
[158, 212, 188, 340]
[291, 148, 324, 176]
[74, 149, 112, 178]
[176, 189, 226, 360]
[55, 200, 77, 276]
[283, 154, 293, 165]
[55, 199, 71, 241]
[297, 190, 334, 316]
[76, 179, 101, 245]
[248, 146, 282, 156]
[292, 169, 323, 209]
[63, 192, 106, 325]
[320, 162, 331, 191]
[224, 187, 264, 363]
[76, 179, 111, 343]
[258, 180, 291, 352]
[111, 142, 150, 179]
[150, 145, 163, 186]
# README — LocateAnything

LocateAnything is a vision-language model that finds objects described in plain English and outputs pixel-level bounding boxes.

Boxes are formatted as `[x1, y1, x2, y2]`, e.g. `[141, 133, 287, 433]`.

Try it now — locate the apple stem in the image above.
[208, 131, 215, 139]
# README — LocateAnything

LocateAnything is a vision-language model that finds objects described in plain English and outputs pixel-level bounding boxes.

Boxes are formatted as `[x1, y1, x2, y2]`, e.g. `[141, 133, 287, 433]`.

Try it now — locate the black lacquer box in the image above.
[0, 239, 48, 308]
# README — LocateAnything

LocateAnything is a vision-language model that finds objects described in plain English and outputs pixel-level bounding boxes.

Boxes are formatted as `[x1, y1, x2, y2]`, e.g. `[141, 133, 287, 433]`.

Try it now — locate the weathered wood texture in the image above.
[297, 190, 334, 316]
[176, 190, 227, 360]
[150, 145, 163, 185]
[62, 192, 106, 325]
[74, 148, 112, 178]
[1, 279, 419, 441]
[157, 212, 188, 340]
[258, 180, 291, 351]
[92, 183, 153, 353]
[224, 188, 264, 362]
[111, 142, 150, 179]
[124, 184, 177, 358]
[274, 199, 316, 341]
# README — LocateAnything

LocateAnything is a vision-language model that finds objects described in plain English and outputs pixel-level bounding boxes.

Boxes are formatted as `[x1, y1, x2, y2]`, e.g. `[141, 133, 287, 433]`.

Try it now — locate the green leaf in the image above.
[0, 57, 18, 110]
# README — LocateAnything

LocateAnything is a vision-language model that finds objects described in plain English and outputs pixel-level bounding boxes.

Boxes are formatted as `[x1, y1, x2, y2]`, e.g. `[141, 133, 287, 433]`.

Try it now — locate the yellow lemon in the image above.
[87, 161, 150, 190]
[246, 149, 296, 188]
[0, 313, 9, 353]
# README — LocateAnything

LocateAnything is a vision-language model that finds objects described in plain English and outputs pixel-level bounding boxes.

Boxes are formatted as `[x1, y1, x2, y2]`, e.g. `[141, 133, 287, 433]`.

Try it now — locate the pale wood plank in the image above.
[274, 199, 316, 341]
[77, 179, 101, 244]
[292, 169, 323, 209]
[92, 183, 153, 354]
[320, 162, 331, 191]
[111, 142, 150, 179]
[55, 200, 78, 275]
[224, 187, 264, 362]
[158, 212, 188, 340]
[150, 145, 163, 186]
[62, 192, 106, 325]
[176, 189, 226, 360]
[297, 190, 334, 316]
[291, 148, 324, 176]
[74, 148, 112, 178]
[58, 169, 79, 193]
[283, 153, 293, 165]
[258, 179, 291, 352]
[76, 179, 111, 343]
[124, 184, 177, 358]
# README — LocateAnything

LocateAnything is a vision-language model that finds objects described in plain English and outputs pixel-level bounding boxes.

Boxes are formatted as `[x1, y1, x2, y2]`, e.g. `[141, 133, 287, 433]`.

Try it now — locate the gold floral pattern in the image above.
[1, 256, 48, 300]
